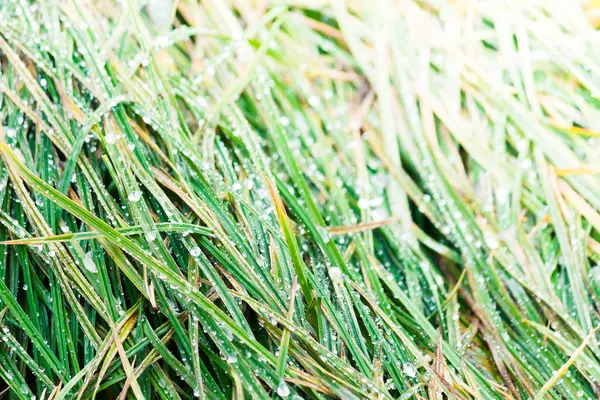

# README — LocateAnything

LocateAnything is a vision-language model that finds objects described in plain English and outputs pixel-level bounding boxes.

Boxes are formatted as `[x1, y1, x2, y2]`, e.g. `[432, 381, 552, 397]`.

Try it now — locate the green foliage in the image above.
[1, 0, 600, 398]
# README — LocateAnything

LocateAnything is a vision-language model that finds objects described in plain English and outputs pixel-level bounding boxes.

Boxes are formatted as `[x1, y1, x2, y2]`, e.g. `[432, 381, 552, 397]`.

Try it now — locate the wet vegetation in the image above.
[1, 0, 600, 398]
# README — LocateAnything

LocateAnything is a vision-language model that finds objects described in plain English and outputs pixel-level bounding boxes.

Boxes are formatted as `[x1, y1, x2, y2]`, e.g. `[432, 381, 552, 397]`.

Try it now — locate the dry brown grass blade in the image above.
[327, 217, 397, 235]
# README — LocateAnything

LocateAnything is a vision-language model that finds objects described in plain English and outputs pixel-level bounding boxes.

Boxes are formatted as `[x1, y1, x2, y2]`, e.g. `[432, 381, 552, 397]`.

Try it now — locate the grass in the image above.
[1, 0, 600, 398]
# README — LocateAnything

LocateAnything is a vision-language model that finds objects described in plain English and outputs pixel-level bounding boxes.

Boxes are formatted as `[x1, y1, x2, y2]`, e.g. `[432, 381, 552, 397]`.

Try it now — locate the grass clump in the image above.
[1, 0, 600, 398]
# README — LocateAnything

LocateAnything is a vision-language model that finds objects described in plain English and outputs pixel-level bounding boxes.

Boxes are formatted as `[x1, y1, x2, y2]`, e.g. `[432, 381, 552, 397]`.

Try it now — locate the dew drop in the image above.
[276, 380, 290, 397]
[402, 362, 417, 378]
[316, 226, 331, 243]
[226, 353, 238, 364]
[128, 191, 142, 202]
[328, 267, 343, 284]
[83, 252, 98, 273]
[105, 132, 118, 144]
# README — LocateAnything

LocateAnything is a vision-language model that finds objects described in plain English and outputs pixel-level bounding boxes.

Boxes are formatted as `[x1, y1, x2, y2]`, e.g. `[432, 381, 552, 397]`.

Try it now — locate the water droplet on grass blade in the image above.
[155, 34, 170, 48]
[316, 226, 331, 243]
[484, 230, 499, 250]
[128, 191, 142, 202]
[146, 0, 174, 30]
[276, 380, 290, 397]
[105, 132, 118, 144]
[279, 116, 290, 127]
[402, 362, 417, 378]
[226, 353, 238, 363]
[328, 267, 343, 284]
[60, 221, 69, 232]
[83, 252, 97, 273]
